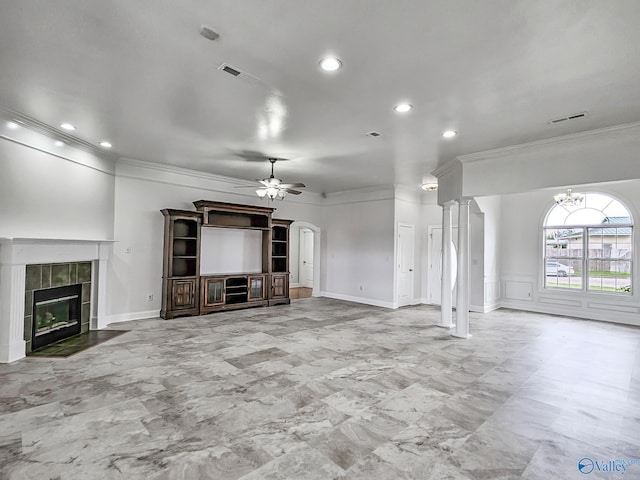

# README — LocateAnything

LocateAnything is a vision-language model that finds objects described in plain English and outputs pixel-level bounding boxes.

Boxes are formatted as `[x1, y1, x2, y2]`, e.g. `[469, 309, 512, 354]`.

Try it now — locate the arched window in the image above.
[543, 193, 633, 293]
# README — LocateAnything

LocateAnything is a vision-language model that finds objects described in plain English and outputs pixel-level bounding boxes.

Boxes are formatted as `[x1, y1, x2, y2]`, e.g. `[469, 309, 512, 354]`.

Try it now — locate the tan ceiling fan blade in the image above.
[284, 189, 302, 195]
[279, 183, 305, 189]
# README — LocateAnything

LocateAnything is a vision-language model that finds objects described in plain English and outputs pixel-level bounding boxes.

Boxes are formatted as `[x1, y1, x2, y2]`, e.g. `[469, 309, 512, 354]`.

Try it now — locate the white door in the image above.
[428, 226, 458, 305]
[397, 224, 415, 307]
[300, 229, 314, 288]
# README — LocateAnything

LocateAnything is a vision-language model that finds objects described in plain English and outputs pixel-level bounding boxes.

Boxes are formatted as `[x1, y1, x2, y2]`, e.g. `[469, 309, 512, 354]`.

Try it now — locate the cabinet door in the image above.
[271, 274, 288, 299]
[202, 277, 225, 306]
[248, 275, 265, 300]
[171, 279, 197, 310]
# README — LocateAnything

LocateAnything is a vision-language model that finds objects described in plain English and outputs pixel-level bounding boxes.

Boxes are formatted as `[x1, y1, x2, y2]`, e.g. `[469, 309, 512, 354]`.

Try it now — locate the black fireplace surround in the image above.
[25, 262, 92, 353]
[32, 284, 82, 350]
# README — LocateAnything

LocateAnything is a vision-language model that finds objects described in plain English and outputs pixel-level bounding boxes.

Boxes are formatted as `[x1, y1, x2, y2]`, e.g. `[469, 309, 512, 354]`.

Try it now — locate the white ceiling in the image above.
[1, 1, 639, 194]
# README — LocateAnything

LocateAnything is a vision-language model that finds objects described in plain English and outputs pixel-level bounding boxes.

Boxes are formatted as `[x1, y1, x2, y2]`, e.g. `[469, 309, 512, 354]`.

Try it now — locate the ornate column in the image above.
[438, 202, 454, 328]
[454, 198, 471, 339]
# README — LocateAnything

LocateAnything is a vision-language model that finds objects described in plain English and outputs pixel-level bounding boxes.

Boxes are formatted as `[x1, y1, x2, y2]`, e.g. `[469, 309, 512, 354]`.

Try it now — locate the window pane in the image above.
[545, 206, 570, 227]
[584, 193, 615, 211]
[545, 228, 583, 258]
[588, 260, 632, 293]
[544, 193, 632, 295]
[545, 258, 582, 289]
[566, 208, 606, 225]
[588, 226, 632, 259]
[602, 198, 631, 219]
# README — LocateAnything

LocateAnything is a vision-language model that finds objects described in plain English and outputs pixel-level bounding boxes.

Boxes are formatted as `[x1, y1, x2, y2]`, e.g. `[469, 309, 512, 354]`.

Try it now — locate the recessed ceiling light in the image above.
[394, 103, 413, 113]
[99, 141, 112, 148]
[60, 122, 76, 131]
[442, 130, 457, 138]
[421, 183, 438, 191]
[6, 121, 19, 129]
[320, 56, 342, 72]
[54, 140, 65, 147]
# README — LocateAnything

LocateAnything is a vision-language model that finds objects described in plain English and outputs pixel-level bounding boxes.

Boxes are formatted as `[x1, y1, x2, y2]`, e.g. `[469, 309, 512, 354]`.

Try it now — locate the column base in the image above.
[451, 332, 472, 339]
[437, 322, 455, 329]
[91, 315, 109, 330]
[0, 339, 26, 363]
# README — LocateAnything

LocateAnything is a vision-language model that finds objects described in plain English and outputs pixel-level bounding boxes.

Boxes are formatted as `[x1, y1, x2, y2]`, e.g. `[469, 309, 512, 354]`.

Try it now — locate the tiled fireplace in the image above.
[0, 238, 112, 363]
[25, 262, 92, 353]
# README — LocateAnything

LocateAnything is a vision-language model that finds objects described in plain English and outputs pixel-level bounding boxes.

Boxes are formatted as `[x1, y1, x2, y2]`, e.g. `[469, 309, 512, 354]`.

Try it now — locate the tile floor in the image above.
[1, 298, 639, 479]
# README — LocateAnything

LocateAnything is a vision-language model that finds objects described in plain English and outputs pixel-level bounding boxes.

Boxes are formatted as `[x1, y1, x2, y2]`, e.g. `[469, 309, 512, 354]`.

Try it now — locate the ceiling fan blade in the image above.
[284, 189, 302, 195]
[231, 149, 270, 162]
[259, 179, 271, 187]
[279, 183, 305, 189]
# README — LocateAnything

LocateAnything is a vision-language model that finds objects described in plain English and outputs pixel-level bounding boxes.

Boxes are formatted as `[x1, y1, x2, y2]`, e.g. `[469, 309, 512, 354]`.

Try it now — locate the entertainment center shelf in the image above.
[160, 201, 293, 319]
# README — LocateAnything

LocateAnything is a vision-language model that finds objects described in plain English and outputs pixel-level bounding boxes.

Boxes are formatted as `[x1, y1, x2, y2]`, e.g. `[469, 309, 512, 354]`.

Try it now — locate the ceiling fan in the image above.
[237, 158, 305, 200]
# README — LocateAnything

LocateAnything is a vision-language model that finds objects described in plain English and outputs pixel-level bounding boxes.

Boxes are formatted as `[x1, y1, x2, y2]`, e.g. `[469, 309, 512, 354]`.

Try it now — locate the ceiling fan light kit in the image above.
[254, 158, 305, 201]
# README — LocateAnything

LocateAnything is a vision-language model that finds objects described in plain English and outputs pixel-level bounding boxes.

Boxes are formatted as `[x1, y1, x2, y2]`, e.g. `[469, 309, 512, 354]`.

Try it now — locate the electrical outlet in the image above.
[146, 294, 153, 302]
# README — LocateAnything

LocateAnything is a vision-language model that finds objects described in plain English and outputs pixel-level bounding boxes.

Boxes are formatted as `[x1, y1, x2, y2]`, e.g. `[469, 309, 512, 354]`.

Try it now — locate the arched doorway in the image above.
[290, 221, 322, 298]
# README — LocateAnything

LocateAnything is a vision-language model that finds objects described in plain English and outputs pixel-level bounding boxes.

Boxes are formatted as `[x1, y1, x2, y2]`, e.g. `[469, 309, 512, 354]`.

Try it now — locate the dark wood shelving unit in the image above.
[160, 210, 202, 319]
[160, 201, 292, 319]
[270, 219, 293, 306]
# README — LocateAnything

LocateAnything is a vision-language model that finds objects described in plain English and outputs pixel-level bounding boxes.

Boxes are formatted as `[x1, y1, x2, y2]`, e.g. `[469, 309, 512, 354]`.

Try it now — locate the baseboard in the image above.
[319, 291, 395, 309]
[106, 309, 160, 325]
[470, 302, 501, 313]
[484, 301, 501, 313]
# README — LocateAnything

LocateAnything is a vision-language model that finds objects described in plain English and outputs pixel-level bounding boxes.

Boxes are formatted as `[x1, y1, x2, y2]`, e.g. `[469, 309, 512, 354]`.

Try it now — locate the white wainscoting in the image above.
[501, 275, 640, 327]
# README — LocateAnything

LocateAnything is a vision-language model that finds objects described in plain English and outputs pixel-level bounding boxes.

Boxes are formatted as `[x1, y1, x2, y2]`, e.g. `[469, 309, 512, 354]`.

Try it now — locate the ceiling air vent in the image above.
[366, 131, 381, 137]
[217, 63, 261, 85]
[221, 65, 240, 76]
[549, 111, 588, 124]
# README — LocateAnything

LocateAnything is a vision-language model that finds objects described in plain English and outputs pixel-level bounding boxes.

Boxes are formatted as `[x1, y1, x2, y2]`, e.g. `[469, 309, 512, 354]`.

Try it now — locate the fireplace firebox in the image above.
[32, 284, 82, 350]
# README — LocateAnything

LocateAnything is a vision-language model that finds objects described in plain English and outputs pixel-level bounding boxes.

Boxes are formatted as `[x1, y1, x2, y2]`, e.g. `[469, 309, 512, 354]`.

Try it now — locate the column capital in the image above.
[456, 197, 472, 206]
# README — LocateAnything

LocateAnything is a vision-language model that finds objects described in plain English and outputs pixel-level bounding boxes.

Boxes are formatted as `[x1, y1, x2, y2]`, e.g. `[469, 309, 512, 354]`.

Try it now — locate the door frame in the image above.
[396, 222, 416, 307]
[300, 228, 314, 288]
[289, 221, 321, 296]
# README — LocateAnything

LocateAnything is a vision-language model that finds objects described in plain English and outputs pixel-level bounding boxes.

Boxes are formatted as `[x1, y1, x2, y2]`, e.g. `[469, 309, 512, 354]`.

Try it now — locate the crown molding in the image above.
[325, 184, 395, 197]
[323, 184, 396, 205]
[0, 105, 119, 162]
[431, 158, 462, 178]
[116, 157, 325, 205]
[394, 184, 426, 204]
[457, 121, 640, 164]
[117, 157, 254, 186]
[0, 129, 115, 176]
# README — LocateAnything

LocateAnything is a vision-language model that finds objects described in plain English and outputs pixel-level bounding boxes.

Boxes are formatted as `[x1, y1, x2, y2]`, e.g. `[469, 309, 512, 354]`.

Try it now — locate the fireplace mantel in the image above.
[0, 237, 114, 363]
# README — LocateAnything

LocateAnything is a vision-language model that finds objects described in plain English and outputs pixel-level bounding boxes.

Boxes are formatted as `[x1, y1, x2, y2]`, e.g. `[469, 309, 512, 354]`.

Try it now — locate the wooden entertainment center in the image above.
[160, 200, 292, 319]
